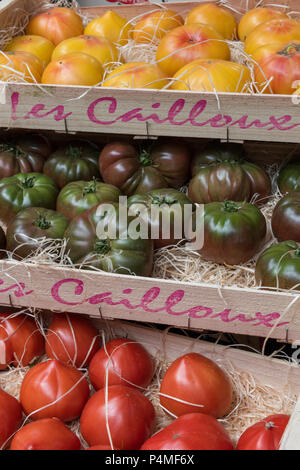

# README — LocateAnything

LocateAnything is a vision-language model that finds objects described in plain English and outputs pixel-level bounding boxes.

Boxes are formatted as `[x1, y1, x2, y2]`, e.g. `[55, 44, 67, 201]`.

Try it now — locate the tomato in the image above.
[160, 353, 232, 418]
[10, 417, 81, 450]
[255, 240, 300, 290]
[16, 133, 52, 160]
[272, 193, 300, 242]
[127, 189, 195, 249]
[141, 413, 234, 450]
[196, 201, 267, 265]
[46, 313, 100, 368]
[87, 445, 119, 450]
[88, 338, 153, 391]
[237, 414, 290, 450]
[156, 24, 230, 76]
[80, 384, 155, 449]
[0, 389, 23, 450]
[99, 140, 191, 195]
[56, 179, 121, 220]
[102, 61, 168, 89]
[132, 10, 183, 44]
[171, 59, 251, 92]
[0, 51, 43, 83]
[6, 207, 68, 259]
[0, 173, 59, 225]
[43, 142, 100, 189]
[186, 3, 237, 40]
[41, 52, 103, 86]
[5, 35, 55, 68]
[26, 7, 84, 46]
[277, 162, 300, 193]
[188, 142, 271, 204]
[64, 202, 153, 276]
[84, 10, 131, 45]
[20, 359, 90, 421]
[244, 19, 300, 56]
[51, 35, 119, 68]
[238, 7, 288, 41]
[0, 312, 45, 369]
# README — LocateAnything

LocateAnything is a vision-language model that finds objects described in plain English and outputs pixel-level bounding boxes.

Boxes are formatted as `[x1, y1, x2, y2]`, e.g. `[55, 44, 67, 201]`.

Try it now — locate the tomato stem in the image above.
[265, 421, 275, 430]
[35, 215, 51, 230]
[139, 150, 152, 166]
[21, 176, 35, 188]
[151, 195, 178, 206]
[223, 200, 239, 212]
[66, 145, 83, 159]
[83, 178, 97, 195]
[278, 43, 300, 56]
[94, 239, 111, 255]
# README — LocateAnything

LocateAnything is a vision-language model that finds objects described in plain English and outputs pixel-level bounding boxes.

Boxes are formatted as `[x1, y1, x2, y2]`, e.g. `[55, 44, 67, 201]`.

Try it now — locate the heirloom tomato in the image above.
[6, 207, 68, 259]
[156, 23, 230, 76]
[0, 51, 43, 83]
[46, 313, 100, 368]
[84, 11, 131, 45]
[272, 192, 300, 242]
[99, 140, 191, 195]
[237, 414, 290, 450]
[56, 179, 121, 219]
[171, 59, 251, 92]
[64, 202, 153, 276]
[0, 312, 45, 369]
[43, 141, 100, 189]
[80, 385, 155, 449]
[10, 418, 81, 450]
[141, 413, 234, 450]
[0, 389, 22, 450]
[186, 3, 237, 40]
[159, 353, 232, 418]
[102, 62, 168, 89]
[277, 162, 300, 193]
[88, 337, 153, 390]
[16, 133, 52, 159]
[26, 7, 84, 46]
[132, 10, 183, 44]
[5, 35, 55, 68]
[0, 172, 58, 225]
[20, 359, 90, 421]
[255, 240, 300, 290]
[238, 7, 288, 41]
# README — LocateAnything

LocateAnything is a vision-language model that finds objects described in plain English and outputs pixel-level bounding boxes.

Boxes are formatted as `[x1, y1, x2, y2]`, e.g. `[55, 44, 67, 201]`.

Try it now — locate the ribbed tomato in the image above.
[26, 7, 84, 46]
[245, 19, 300, 56]
[186, 3, 237, 40]
[132, 10, 184, 44]
[0, 389, 23, 450]
[84, 10, 131, 45]
[5, 35, 55, 68]
[237, 414, 289, 450]
[272, 192, 300, 242]
[277, 162, 300, 193]
[238, 7, 288, 41]
[156, 24, 230, 76]
[0, 51, 43, 83]
[102, 62, 168, 89]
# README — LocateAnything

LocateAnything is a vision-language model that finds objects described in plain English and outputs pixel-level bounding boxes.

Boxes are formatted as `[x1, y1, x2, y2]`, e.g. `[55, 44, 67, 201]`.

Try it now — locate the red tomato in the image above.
[10, 417, 81, 450]
[87, 445, 120, 450]
[160, 353, 232, 418]
[46, 313, 100, 368]
[141, 413, 234, 450]
[0, 312, 45, 369]
[236, 414, 290, 450]
[88, 338, 154, 390]
[20, 359, 90, 422]
[80, 384, 155, 450]
[0, 389, 23, 450]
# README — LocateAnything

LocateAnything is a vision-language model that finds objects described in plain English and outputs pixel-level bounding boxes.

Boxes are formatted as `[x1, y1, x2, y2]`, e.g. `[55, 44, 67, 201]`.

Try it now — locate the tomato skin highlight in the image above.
[237, 414, 290, 450]
[0, 389, 23, 450]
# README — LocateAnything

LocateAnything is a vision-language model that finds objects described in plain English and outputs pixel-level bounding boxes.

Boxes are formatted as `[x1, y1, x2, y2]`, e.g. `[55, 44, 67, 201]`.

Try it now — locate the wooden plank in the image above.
[0, 259, 300, 342]
[280, 396, 300, 449]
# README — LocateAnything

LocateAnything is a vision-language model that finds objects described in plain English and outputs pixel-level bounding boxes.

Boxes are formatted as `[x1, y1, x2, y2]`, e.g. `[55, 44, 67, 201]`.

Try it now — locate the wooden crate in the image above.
[0, 0, 300, 143]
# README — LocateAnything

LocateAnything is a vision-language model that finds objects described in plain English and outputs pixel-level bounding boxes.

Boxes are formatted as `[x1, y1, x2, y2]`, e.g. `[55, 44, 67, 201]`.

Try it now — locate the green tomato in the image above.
[277, 163, 300, 194]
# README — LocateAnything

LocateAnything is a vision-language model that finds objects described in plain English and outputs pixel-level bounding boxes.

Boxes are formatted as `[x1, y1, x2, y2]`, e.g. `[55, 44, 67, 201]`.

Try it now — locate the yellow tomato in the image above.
[41, 52, 103, 86]
[5, 35, 54, 68]
[102, 62, 168, 89]
[84, 11, 131, 45]
[156, 24, 230, 77]
[26, 7, 84, 46]
[0, 51, 43, 83]
[171, 59, 251, 92]
[132, 10, 184, 44]
[186, 3, 237, 40]
[245, 18, 300, 56]
[52, 35, 119, 67]
[238, 7, 288, 41]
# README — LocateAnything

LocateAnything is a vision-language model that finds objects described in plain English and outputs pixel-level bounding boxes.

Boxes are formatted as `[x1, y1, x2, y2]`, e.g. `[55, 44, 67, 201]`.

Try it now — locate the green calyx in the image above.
[21, 176, 35, 189]
[66, 145, 83, 159]
[34, 215, 51, 230]
[278, 43, 300, 57]
[94, 239, 111, 255]
[139, 150, 153, 167]
[223, 200, 239, 213]
[0, 143, 26, 157]
[151, 195, 178, 206]
[83, 178, 97, 195]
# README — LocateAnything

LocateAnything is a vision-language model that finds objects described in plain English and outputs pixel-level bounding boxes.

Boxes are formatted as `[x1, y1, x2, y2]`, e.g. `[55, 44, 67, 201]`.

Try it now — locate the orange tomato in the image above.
[102, 61, 168, 89]
[244, 18, 300, 56]
[132, 9, 184, 44]
[171, 59, 251, 92]
[51, 35, 119, 67]
[26, 7, 84, 46]
[0, 51, 43, 83]
[238, 7, 288, 41]
[84, 11, 131, 45]
[41, 52, 103, 86]
[156, 24, 230, 77]
[186, 3, 237, 40]
[5, 35, 54, 68]
[254, 42, 300, 94]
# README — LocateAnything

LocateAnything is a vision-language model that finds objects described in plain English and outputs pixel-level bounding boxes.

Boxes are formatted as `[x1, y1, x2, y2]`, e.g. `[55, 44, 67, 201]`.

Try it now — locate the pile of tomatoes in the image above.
[0, 309, 290, 450]
[1, 3, 300, 94]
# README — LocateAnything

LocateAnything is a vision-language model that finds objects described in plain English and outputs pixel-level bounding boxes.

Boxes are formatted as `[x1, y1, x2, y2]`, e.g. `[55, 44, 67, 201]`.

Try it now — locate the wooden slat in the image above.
[280, 396, 300, 449]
